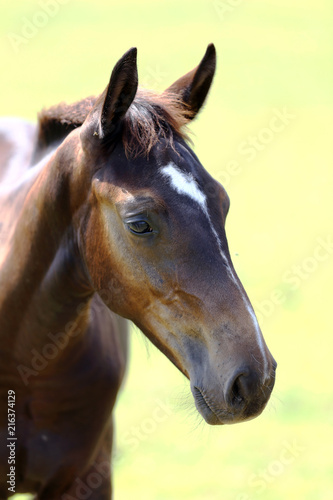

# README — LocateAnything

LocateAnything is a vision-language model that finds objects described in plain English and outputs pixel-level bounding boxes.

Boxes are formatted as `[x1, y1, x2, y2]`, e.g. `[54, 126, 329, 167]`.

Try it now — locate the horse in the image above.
[0, 45, 276, 499]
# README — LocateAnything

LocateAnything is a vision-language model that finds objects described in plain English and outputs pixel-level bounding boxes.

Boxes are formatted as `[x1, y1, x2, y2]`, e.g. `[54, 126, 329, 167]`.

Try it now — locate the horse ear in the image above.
[165, 44, 216, 120]
[93, 47, 138, 139]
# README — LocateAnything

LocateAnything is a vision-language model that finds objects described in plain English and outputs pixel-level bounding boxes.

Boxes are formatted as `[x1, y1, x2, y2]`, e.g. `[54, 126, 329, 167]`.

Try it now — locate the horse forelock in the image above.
[121, 89, 191, 158]
[36, 88, 191, 158]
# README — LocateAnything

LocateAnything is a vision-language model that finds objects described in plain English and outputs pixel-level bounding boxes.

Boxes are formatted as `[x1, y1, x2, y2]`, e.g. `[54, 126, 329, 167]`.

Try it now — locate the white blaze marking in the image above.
[222, 259, 268, 375]
[246, 300, 269, 374]
[161, 162, 268, 374]
[161, 162, 228, 265]
[161, 163, 207, 209]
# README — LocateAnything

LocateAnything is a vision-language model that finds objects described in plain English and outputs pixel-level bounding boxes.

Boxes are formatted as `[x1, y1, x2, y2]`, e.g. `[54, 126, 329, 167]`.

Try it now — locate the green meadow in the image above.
[1, 1, 332, 498]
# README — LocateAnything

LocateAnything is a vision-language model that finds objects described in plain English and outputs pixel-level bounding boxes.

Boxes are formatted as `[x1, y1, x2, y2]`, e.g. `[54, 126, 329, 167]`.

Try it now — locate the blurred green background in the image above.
[1, 1, 332, 499]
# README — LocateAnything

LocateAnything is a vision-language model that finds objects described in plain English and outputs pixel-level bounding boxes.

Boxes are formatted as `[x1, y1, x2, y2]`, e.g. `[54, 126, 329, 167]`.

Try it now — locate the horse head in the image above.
[61, 45, 276, 425]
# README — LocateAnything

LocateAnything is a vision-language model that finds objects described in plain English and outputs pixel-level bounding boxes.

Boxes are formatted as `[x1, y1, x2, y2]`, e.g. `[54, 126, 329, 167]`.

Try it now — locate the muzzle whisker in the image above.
[250, 353, 264, 375]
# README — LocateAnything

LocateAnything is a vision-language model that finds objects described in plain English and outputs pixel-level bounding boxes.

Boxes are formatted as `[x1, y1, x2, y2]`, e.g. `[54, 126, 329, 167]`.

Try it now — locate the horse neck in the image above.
[0, 137, 94, 361]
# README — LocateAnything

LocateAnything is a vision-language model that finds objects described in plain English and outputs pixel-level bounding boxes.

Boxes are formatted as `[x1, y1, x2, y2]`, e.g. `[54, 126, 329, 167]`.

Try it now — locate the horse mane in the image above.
[36, 96, 97, 150]
[36, 88, 191, 158]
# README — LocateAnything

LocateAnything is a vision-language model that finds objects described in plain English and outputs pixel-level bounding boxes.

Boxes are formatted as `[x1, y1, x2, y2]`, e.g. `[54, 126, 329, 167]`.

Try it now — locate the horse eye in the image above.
[128, 221, 153, 235]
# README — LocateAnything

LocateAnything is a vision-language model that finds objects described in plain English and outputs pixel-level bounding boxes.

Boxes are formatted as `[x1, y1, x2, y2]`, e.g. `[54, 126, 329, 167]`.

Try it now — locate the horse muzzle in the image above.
[191, 360, 277, 425]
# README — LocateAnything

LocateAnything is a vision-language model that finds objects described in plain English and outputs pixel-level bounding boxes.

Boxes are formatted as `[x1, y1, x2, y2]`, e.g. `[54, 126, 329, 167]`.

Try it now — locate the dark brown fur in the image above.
[36, 96, 97, 149]
[37, 89, 191, 159]
[0, 46, 276, 500]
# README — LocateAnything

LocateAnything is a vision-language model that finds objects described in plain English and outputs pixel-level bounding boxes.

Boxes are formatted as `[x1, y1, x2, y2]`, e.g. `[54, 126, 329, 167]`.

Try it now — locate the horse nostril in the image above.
[227, 369, 258, 408]
[229, 376, 244, 407]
